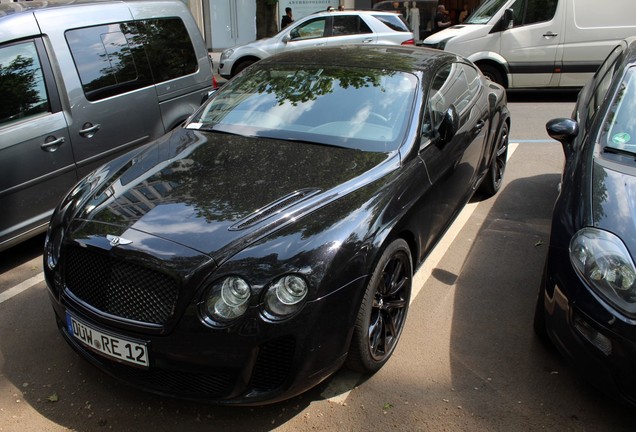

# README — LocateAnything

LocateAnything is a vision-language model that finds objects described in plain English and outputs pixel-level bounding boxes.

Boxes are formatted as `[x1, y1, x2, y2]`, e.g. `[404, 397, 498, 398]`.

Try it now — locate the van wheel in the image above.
[479, 64, 505, 87]
[345, 239, 412, 374]
[233, 59, 257, 77]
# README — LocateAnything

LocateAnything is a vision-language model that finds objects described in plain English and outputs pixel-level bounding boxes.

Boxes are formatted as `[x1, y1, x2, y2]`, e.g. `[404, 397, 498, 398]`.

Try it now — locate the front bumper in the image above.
[542, 249, 636, 406]
[48, 273, 363, 405]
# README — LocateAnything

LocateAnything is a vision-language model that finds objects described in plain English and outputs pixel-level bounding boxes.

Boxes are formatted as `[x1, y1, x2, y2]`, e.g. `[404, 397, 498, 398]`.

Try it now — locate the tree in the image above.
[256, 0, 278, 39]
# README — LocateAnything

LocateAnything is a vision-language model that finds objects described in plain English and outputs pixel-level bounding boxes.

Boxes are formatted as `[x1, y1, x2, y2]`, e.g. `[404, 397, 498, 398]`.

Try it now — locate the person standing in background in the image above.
[281, 7, 293, 29]
[433, 5, 451, 33]
[459, 4, 470, 23]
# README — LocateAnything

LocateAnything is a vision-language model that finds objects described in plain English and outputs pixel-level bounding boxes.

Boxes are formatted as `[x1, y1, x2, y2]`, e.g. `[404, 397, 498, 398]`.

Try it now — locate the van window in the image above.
[0, 41, 50, 126]
[510, 0, 558, 26]
[136, 18, 198, 83]
[66, 18, 197, 102]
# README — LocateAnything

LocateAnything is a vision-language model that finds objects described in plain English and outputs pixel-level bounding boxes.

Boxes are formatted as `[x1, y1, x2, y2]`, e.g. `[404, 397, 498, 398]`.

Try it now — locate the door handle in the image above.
[543, 31, 558, 38]
[474, 120, 485, 133]
[41, 136, 65, 152]
[79, 122, 101, 138]
[362, 38, 374, 43]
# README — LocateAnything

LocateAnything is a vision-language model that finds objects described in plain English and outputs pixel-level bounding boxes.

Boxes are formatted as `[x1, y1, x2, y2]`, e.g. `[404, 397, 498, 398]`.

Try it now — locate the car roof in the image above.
[258, 44, 460, 76]
[306, 9, 408, 18]
[0, 0, 165, 16]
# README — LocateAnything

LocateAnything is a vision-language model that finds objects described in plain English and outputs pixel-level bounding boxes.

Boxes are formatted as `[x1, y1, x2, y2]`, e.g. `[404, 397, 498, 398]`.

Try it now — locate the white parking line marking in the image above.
[0, 273, 45, 304]
[323, 143, 519, 402]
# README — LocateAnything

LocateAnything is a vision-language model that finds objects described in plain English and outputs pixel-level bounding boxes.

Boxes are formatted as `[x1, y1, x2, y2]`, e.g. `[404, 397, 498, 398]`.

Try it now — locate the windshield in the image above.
[465, 0, 511, 24]
[188, 64, 417, 153]
[602, 67, 636, 155]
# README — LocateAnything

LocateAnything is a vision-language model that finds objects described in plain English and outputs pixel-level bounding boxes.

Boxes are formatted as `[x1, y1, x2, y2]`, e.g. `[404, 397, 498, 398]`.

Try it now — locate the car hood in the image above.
[72, 128, 394, 259]
[592, 159, 636, 254]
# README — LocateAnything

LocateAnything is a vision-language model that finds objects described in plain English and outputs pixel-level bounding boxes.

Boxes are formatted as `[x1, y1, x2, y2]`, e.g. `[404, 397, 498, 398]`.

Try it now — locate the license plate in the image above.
[66, 313, 149, 369]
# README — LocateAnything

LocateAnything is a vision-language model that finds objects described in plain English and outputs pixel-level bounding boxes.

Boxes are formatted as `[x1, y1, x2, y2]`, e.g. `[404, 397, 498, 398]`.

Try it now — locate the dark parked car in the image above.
[534, 37, 636, 405]
[44, 45, 510, 405]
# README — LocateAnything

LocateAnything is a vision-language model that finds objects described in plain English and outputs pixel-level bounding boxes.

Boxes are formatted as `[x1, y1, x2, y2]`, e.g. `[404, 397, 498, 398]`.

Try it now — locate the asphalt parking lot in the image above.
[2, 91, 636, 431]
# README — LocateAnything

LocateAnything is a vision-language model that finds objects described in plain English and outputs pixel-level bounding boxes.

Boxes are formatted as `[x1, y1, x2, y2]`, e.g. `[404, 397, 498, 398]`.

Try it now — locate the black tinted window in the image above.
[66, 18, 196, 102]
[332, 15, 372, 35]
[510, 0, 558, 26]
[372, 14, 410, 32]
[0, 41, 50, 126]
[137, 18, 198, 82]
[67, 23, 152, 101]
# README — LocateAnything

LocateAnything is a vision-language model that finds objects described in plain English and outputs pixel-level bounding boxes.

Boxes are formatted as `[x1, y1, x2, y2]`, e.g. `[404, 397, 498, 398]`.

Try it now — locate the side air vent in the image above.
[229, 188, 320, 231]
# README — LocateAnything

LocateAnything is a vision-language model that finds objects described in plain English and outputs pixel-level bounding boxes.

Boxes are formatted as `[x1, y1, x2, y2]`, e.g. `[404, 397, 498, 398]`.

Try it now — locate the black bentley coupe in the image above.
[44, 45, 510, 405]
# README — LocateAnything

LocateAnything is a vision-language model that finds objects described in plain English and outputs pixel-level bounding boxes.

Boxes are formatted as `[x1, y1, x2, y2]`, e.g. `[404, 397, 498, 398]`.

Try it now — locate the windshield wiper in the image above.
[603, 145, 636, 159]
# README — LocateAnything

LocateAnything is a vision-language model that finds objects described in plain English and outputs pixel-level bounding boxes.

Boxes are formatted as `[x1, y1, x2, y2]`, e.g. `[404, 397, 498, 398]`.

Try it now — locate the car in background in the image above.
[45, 45, 510, 405]
[534, 37, 636, 405]
[0, 0, 213, 252]
[218, 10, 414, 79]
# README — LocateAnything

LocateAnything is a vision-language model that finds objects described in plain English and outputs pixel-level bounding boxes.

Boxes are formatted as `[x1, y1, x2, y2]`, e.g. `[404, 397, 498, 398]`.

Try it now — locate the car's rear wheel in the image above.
[346, 239, 412, 374]
[479, 121, 508, 197]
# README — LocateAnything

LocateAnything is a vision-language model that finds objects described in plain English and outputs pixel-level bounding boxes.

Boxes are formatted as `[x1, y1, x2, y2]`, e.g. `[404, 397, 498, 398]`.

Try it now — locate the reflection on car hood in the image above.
[74, 128, 392, 258]
[592, 160, 636, 255]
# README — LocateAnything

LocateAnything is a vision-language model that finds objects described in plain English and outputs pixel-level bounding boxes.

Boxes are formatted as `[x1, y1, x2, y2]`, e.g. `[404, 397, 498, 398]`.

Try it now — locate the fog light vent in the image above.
[573, 314, 612, 356]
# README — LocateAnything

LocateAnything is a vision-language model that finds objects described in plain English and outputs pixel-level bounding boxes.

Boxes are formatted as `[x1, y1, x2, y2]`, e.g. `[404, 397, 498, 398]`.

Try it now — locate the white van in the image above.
[422, 0, 636, 88]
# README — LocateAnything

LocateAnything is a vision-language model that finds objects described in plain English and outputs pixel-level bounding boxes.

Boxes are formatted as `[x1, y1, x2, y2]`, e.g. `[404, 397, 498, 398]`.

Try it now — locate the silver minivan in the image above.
[0, 0, 213, 251]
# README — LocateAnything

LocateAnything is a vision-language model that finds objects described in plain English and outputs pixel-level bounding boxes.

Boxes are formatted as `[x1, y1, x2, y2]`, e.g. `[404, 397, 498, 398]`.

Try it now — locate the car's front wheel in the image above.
[346, 239, 412, 374]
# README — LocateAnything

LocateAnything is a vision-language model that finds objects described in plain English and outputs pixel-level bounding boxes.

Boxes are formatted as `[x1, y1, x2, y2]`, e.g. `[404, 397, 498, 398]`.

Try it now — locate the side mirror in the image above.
[282, 34, 292, 43]
[546, 118, 579, 158]
[438, 105, 459, 145]
[503, 8, 514, 29]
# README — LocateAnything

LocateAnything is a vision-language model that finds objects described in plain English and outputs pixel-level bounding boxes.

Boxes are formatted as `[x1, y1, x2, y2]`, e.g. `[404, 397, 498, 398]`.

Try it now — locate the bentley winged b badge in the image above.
[106, 234, 133, 247]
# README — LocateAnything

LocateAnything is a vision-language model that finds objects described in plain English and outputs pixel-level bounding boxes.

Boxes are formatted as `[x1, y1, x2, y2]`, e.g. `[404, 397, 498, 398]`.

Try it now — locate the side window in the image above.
[423, 63, 452, 138]
[332, 16, 372, 36]
[585, 48, 624, 126]
[290, 18, 327, 40]
[510, 0, 558, 26]
[525, 0, 558, 24]
[66, 18, 196, 101]
[66, 23, 153, 101]
[136, 18, 198, 83]
[0, 41, 50, 126]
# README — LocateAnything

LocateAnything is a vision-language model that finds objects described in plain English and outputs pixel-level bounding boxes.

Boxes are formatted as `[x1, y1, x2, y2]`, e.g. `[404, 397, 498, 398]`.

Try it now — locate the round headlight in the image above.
[204, 276, 251, 323]
[570, 228, 636, 315]
[263, 275, 308, 319]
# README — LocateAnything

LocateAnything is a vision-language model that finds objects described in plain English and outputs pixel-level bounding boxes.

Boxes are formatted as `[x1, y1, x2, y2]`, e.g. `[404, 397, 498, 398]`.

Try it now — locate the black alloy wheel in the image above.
[346, 239, 412, 373]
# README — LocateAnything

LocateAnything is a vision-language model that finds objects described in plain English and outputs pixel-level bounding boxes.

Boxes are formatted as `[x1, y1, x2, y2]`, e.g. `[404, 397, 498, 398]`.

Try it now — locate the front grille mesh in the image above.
[65, 245, 178, 325]
[249, 336, 296, 391]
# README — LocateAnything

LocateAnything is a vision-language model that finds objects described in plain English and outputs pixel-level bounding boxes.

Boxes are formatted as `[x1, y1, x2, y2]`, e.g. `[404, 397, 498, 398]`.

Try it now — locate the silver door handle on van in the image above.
[543, 31, 558, 39]
[40, 136, 65, 152]
[79, 123, 101, 138]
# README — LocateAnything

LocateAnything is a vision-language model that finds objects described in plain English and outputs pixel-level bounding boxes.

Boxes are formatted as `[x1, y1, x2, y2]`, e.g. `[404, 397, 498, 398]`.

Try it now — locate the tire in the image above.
[478, 121, 508, 198]
[479, 63, 505, 87]
[232, 59, 257, 77]
[346, 239, 412, 374]
[533, 269, 550, 342]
